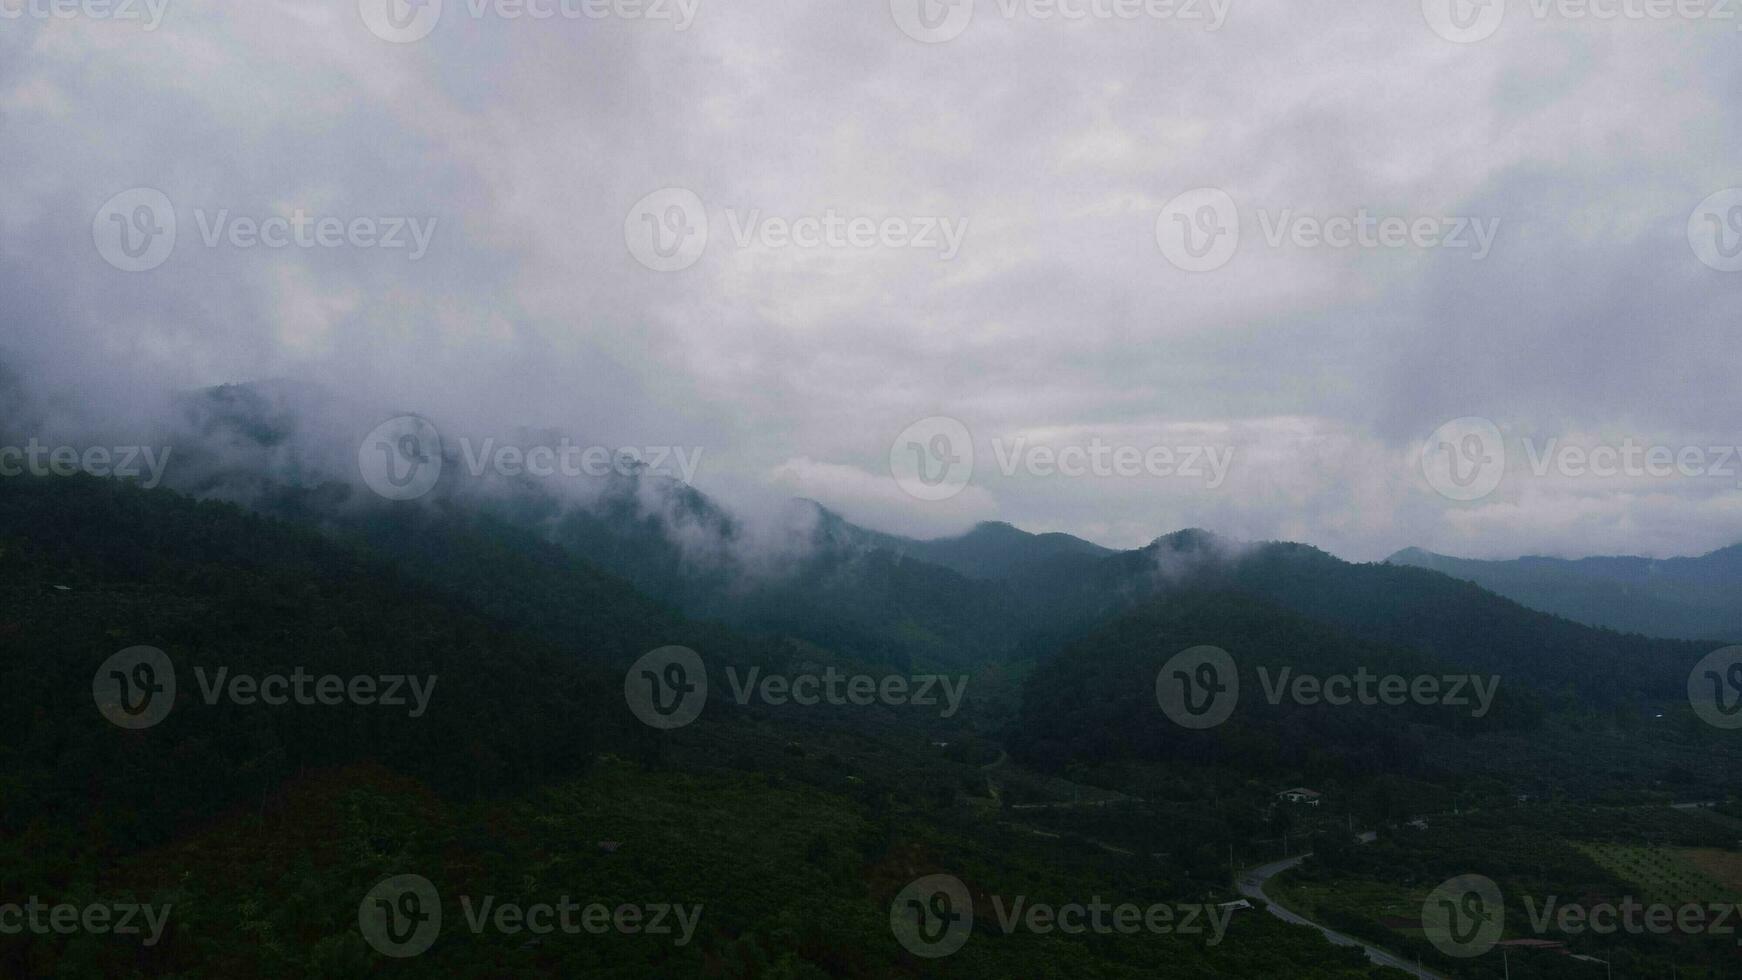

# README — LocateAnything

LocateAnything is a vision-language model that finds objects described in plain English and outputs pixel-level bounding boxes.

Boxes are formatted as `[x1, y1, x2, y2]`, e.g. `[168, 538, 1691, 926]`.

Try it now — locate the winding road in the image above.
[1237, 854, 1448, 980]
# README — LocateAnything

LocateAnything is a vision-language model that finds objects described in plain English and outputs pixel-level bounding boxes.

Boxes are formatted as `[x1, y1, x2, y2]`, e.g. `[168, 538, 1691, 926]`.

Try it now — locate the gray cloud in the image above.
[3, 0, 1741, 561]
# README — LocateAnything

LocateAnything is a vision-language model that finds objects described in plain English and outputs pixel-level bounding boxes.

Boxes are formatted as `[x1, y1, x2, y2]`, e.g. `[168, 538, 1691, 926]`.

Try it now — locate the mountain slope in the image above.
[883, 520, 1115, 580]
[1386, 545, 1742, 642]
[151, 382, 1740, 696]
[0, 475, 1400, 980]
[1041, 531, 1719, 712]
[1013, 588, 1540, 779]
[0, 475, 655, 854]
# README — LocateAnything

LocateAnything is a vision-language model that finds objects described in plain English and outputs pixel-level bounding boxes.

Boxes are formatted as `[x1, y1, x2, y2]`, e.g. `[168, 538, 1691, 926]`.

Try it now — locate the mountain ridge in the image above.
[1387, 544, 1742, 642]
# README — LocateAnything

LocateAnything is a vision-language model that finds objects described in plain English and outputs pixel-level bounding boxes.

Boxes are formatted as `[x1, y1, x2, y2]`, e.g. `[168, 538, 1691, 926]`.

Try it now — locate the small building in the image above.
[1276, 787, 1323, 806]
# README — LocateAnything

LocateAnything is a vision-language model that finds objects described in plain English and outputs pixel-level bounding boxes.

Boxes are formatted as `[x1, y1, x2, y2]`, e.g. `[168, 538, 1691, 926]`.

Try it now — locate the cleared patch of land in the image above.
[1682, 848, 1742, 894]
[1573, 842, 1738, 905]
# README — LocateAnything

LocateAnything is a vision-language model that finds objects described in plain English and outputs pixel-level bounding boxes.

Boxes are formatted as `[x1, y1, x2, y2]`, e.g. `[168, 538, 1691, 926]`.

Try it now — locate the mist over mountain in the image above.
[23, 374, 1728, 692]
[29, 376, 1715, 706]
[11, 370, 1742, 975]
[877, 521, 1117, 580]
[13, 5, 1742, 974]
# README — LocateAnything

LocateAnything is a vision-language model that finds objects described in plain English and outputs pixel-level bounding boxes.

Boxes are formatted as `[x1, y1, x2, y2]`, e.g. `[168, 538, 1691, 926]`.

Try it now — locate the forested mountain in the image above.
[162, 384, 1049, 668]
[880, 521, 1116, 580]
[154, 383, 1727, 707]
[18, 8, 1742, 974]
[1012, 588, 1543, 776]
[1007, 583, 1742, 805]
[0, 476, 655, 852]
[1031, 530, 1713, 710]
[15, 382, 1742, 976]
[1387, 544, 1742, 643]
[0, 474, 1403, 978]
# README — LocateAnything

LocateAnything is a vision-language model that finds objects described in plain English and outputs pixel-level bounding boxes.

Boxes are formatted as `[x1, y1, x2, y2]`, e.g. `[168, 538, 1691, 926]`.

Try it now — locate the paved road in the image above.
[1237, 855, 1448, 980]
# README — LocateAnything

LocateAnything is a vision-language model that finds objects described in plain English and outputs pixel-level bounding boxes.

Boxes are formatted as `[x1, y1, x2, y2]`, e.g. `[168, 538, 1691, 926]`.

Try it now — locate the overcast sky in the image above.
[3, 0, 1741, 560]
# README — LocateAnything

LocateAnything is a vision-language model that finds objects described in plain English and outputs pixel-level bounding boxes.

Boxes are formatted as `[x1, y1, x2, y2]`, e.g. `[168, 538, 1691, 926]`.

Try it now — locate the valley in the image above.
[3, 421, 1740, 975]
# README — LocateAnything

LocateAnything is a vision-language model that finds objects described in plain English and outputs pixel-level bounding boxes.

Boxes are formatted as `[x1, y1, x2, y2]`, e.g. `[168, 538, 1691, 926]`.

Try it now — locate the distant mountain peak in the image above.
[1147, 527, 1230, 552]
[1386, 542, 1742, 641]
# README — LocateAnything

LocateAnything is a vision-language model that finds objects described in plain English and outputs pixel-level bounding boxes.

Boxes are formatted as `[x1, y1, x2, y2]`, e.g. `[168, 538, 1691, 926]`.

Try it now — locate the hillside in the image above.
[1387, 545, 1742, 643]
[0, 475, 1402, 978]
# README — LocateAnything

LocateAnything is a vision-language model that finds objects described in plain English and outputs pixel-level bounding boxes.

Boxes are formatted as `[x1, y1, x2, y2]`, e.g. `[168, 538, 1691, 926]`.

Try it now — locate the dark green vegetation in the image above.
[1388, 545, 1742, 643]
[165, 384, 1730, 700]
[0, 477, 1402, 977]
[1013, 589, 1543, 788]
[1279, 804, 1742, 978]
[6, 397, 1742, 976]
[1022, 534, 1742, 805]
